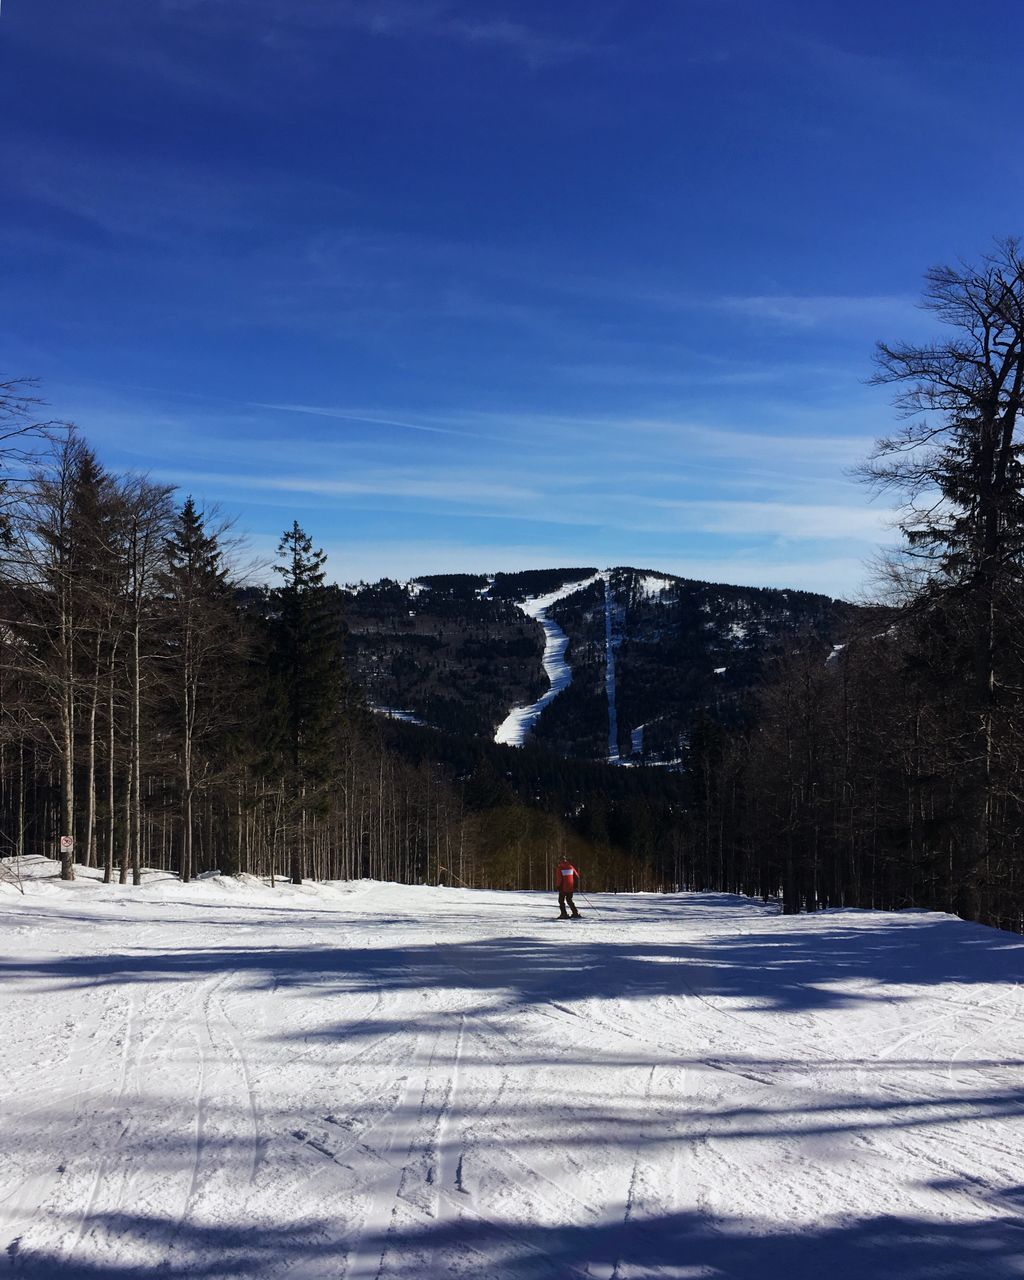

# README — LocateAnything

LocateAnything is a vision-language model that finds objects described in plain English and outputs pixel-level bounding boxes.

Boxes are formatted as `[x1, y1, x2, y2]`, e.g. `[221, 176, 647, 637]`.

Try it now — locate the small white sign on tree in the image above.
[59, 835, 74, 853]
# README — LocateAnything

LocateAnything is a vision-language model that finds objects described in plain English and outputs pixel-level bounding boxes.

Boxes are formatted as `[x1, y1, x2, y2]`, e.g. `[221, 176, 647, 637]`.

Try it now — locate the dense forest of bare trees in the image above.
[680, 240, 1024, 931]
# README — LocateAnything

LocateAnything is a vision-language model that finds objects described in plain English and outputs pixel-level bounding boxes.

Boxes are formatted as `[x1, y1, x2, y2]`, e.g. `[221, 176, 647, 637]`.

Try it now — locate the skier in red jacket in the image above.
[555, 858, 582, 919]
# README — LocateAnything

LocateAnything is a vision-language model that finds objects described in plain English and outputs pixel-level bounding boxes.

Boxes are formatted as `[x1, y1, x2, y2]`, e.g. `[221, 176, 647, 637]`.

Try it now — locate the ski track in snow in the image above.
[494, 575, 600, 746]
[2, 864, 1024, 1279]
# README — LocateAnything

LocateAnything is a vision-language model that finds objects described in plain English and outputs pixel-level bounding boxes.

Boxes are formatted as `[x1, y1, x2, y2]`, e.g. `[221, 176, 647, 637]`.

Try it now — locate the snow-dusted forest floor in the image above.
[2, 859, 1023, 1279]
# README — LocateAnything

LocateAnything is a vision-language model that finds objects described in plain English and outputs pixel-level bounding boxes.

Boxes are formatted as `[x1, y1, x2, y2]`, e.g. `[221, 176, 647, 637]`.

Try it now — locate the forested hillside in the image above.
[343, 569, 598, 738]
[535, 568, 853, 760]
[345, 566, 853, 762]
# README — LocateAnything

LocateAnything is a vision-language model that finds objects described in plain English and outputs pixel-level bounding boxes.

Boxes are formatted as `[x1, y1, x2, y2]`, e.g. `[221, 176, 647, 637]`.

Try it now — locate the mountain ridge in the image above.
[343, 565, 856, 764]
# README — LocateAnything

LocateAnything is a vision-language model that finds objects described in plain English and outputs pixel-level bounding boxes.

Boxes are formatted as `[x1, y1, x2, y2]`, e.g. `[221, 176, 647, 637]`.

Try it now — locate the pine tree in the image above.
[161, 498, 237, 883]
[68, 447, 121, 871]
[268, 522, 348, 883]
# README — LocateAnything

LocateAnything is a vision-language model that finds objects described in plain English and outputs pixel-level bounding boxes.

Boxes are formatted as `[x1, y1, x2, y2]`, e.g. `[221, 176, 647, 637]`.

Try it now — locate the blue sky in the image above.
[2, 1, 1021, 597]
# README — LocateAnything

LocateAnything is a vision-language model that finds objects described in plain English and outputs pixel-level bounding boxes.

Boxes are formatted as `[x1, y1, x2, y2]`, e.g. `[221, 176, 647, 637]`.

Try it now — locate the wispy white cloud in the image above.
[719, 294, 920, 329]
[159, 467, 539, 507]
[638, 498, 892, 541]
[4, 149, 350, 248]
[553, 362, 795, 389]
[252, 403, 492, 440]
[613, 417, 872, 463]
[158, 0, 595, 68]
[154, 459, 894, 546]
[788, 36, 968, 130]
[57, 383, 899, 603]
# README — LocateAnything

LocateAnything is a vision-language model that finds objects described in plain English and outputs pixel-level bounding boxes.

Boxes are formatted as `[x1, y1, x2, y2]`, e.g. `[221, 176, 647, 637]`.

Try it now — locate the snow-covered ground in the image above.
[494, 575, 599, 747]
[634, 573, 675, 602]
[2, 860, 1024, 1279]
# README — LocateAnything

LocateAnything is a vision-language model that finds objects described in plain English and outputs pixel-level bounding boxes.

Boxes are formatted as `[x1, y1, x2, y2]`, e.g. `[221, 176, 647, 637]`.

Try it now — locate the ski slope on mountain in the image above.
[2, 861, 1023, 1279]
[494, 575, 600, 746]
[602, 572, 621, 763]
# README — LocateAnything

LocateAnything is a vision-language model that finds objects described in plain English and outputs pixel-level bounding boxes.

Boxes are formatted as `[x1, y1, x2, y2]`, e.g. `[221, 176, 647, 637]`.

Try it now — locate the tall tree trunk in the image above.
[84, 637, 101, 868]
[131, 618, 142, 886]
[105, 666, 116, 884]
[60, 686, 75, 880]
[120, 756, 131, 885]
[16, 737, 25, 859]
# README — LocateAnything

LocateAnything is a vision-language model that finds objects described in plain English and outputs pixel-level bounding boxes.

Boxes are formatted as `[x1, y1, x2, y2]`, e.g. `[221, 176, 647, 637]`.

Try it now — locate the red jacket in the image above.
[555, 861, 579, 892]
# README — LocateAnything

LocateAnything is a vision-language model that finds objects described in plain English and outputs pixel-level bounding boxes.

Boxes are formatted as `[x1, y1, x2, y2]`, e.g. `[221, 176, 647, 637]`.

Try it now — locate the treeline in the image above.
[380, 719, 688, 892]
[0, 413, 671, 892]
[681, 240, 1024, 932]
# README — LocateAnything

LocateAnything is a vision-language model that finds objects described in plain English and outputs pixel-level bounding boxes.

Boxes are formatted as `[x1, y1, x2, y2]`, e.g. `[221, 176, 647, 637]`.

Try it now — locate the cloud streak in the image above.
[719, 293, 921, 329]
[156, 0, 596, 68]
[160, 467, 539, 507]
[251, 403, 486, 439]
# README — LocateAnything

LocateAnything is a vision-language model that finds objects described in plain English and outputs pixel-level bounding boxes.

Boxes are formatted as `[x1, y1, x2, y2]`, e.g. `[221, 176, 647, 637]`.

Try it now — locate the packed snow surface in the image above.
[494, 575, 600, 746]
[3, 860, 1024, 1279]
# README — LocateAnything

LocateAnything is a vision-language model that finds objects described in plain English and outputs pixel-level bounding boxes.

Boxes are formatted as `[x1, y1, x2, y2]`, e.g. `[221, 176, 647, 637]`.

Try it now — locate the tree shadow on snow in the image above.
[5, 1194, 1024, 1280]
[2, 909, 1021, 1019]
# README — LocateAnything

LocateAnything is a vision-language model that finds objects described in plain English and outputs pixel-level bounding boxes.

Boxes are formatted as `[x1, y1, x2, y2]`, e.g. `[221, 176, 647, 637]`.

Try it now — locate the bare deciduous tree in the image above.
[864, 237, 1024, 915]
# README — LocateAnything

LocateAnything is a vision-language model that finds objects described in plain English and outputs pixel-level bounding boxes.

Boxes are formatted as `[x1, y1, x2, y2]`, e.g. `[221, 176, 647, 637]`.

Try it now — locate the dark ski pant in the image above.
[558, 890, 580, 918]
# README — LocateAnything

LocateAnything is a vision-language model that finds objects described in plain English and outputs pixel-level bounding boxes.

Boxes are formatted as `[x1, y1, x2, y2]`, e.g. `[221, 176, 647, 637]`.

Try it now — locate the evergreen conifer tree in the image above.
[162, 498, 237, 882]
[269, 521, 348, 883]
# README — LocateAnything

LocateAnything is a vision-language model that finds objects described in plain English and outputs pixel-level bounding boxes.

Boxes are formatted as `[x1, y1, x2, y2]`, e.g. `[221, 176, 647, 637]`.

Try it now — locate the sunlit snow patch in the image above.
[635, 573, 675, 600]
[368, 704, 430, 727]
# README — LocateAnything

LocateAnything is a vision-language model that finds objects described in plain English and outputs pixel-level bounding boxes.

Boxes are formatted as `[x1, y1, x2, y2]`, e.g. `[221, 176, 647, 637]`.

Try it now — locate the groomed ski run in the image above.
[2, 859, 1023, 1279]
[494, 574, 600, 747]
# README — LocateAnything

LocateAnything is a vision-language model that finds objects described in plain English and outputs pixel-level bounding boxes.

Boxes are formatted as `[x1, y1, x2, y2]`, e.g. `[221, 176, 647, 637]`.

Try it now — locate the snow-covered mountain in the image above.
[344, 567, 855, 763]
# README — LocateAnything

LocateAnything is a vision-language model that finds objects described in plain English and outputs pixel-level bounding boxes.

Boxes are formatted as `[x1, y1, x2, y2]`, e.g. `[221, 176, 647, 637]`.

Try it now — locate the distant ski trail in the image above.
[494, 574, 600, 746]
[603, 572, 620, 762]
